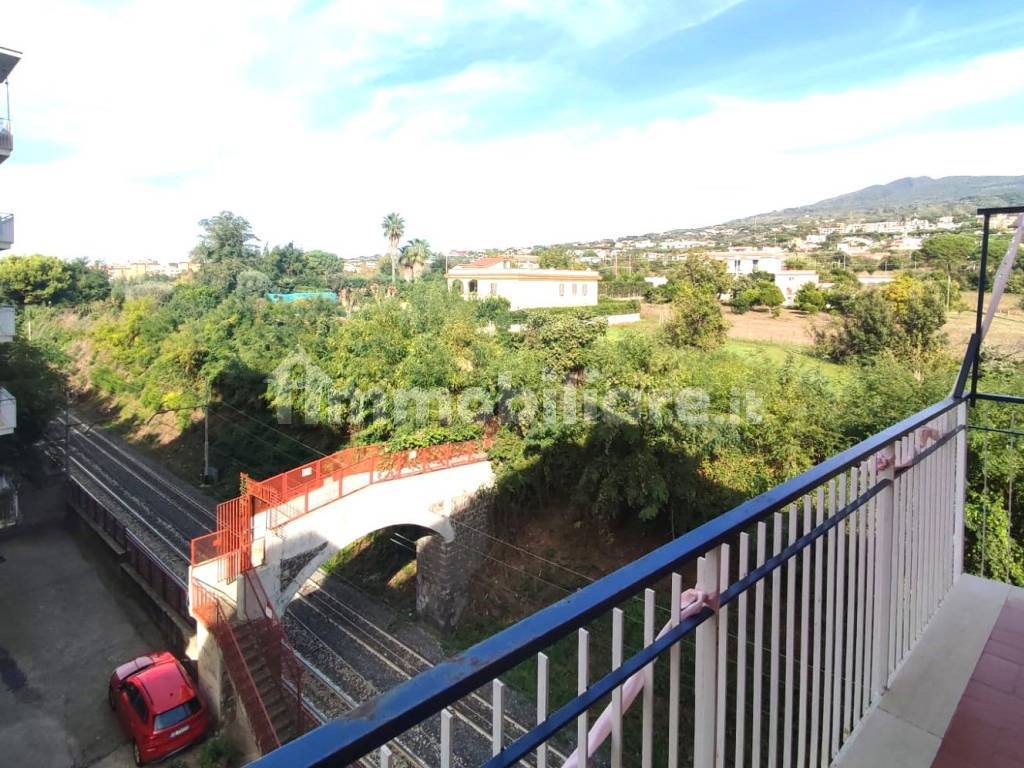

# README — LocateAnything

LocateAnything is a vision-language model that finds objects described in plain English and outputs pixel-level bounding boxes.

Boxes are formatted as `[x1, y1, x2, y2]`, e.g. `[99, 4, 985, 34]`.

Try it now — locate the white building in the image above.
[891, 235, 923, 251]
[838, 237, 872, 254]
[773, 270, 819, 306]
[708, 253, 784, 276]
[644, 276, 668, 287]
[0, 46, 17, 441]
[446, 257, 600, 311]
[806, 234, 828, 244]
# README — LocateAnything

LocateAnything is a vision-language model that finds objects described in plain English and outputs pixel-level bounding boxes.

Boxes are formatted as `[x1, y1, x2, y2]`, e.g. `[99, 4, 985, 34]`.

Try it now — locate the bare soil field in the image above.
[643, 291, 1024, 355]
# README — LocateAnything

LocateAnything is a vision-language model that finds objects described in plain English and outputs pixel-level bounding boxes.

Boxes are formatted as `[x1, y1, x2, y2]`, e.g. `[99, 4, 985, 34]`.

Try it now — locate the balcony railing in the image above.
[251, 394, 978, 768]
[0, 213, 12, 250]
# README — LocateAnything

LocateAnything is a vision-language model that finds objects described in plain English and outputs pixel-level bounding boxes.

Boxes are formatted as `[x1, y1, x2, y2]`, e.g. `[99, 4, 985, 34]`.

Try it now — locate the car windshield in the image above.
[153, 697, 200, 731]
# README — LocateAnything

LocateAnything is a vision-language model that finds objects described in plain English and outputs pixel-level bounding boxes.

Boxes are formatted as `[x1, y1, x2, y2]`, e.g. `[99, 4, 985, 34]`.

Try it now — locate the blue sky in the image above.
[3, 0, 1024, 261]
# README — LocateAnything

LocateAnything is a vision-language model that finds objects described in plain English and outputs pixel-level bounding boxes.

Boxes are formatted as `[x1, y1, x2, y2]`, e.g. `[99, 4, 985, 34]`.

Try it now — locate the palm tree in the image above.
[381, 213, 405, 284]
[398, 238, 431, 281]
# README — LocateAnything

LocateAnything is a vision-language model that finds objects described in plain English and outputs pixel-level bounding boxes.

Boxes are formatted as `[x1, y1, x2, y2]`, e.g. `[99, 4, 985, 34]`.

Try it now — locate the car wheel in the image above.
[132, 741, 143, 766]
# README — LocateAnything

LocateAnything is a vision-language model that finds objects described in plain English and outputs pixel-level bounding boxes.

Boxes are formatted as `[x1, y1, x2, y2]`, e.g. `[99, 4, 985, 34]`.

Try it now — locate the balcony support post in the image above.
[953, 403, 967, 577]
[871, 441, 896, 700]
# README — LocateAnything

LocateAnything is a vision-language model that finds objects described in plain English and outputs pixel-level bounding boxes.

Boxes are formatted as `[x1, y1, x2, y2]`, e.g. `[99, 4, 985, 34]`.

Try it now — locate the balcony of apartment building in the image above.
[252, 208, 1024, 768]
[0, 45, 22, 164]
[0, 212, 12, 250]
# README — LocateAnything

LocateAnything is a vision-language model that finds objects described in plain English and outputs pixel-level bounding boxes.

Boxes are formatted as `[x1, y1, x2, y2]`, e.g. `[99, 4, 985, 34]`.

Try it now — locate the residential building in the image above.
[774, 269, 818, 305]
[644, 276, 668, 287]
[0, 46, 21, 251]
[446, 256, 599, 310]
[107, 260, 164, 281]
[838, 236, 872, 254]
[707, 252, 784, 275]
[891, 235, 923, 251]
[0, 45, 18, 527]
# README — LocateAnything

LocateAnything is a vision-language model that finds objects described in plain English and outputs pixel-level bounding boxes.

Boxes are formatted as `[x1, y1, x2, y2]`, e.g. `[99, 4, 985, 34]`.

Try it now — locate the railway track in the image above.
[48, 417, 557, 766]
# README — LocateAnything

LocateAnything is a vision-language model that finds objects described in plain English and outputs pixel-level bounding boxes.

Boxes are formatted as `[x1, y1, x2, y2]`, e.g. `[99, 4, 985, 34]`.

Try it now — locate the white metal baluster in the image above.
[798, 496, 812, 768]
[896, 435, 908, 665]
[922, 429, 934, 623]
[736, 533, 750, 768]
[844, 468, 857, 741]
[695, 557, 719, 768]
[642, 590, 655, 768]
[831, 474, 846, 759]
[783, 506, 797, 768]
[873, 440, 896, 702]
[671, 571, 683, 768]
[854, 462, 867, 722]
[578, 629, 589, 768]
[380, 745, 392, 768]
[809, 487, 825, 768]
[753, 522, 767, 768]
[537, 654, 548, 768]
[821, 479, 837, 767]
[953, 403, 967, 578]
[717, 545, 730, 768]
[441, 710, 452, 768]
[863, 457, 876, 715]
[612, 607, 624, 768]
[493, 679, 505, 757]
[769, 514, 783, 768]
[917, 434, 925, 643]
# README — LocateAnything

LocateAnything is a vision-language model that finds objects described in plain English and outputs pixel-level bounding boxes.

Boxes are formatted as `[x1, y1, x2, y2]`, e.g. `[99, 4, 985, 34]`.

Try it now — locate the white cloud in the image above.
[1, 1, 1023, 263]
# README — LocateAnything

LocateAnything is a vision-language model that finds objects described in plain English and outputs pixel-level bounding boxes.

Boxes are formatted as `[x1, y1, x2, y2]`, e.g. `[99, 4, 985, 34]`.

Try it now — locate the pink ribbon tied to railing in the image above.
[560, 588, 716, 768]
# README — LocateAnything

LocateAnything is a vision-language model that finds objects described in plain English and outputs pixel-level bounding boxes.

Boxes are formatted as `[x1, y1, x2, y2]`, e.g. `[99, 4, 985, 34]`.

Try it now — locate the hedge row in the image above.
[507, 298, 641, 323]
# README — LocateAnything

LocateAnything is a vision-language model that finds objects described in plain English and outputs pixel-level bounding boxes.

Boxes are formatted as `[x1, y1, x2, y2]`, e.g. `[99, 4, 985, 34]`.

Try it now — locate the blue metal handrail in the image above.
[252, 394, 962, 768]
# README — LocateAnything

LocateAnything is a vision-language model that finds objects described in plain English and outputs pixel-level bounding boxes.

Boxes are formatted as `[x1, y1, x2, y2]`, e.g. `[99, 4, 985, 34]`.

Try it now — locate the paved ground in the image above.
[837, 574, 1024, 768]
[0, 485, 193, 767]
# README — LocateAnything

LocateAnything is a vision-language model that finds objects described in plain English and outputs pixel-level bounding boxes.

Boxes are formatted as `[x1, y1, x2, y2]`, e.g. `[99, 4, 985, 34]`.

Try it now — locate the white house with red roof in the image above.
[446, 257, 600, 310]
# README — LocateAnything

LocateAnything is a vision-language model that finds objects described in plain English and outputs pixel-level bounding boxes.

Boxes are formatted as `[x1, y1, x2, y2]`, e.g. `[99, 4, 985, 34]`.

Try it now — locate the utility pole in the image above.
[203, 382, 211, 484]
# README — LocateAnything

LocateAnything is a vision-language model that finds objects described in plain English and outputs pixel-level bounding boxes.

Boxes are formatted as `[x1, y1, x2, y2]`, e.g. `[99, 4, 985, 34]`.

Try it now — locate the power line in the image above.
[217, 400, 330, 458]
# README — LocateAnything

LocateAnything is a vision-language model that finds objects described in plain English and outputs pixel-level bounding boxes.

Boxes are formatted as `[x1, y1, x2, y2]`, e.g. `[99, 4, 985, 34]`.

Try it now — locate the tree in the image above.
[398, 239, 431, 281]
[730, 272, 782, 315]
[815, 276, 946, 361]
[536, 246, 578, 270]
[63, 258, 111, 304]
[191, 212, 258, 265]
[670, 254, 733, 295]
[235, 270, 271, 296]
[381, 213, 405, 285]
[919, 233, 975, 310]
[661, 283, 727, 350]
[0, 255, 72, 305]
[793, 283, 827, 314]
[191, 212, 260, 294]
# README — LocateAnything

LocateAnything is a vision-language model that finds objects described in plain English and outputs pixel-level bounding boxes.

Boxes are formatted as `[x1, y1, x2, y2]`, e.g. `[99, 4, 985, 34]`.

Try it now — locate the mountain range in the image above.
[740, 175, 1024, 222]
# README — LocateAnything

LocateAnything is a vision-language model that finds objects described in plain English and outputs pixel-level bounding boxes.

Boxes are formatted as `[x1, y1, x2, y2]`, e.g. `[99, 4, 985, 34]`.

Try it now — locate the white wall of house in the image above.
[447, 267, 600, 310]
[720, 255, 783, 275]
[773, 270, 819, 306]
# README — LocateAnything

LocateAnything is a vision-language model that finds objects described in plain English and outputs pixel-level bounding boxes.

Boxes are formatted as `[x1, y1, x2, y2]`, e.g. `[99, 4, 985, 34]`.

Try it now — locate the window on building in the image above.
[559, 283, 565, 296]
[752, 259, 759, 269]
[582, 283, 588, 296]
[734, 259, 741, 271]
[489, 282, 497, 296]
[572, 283, 578, 296]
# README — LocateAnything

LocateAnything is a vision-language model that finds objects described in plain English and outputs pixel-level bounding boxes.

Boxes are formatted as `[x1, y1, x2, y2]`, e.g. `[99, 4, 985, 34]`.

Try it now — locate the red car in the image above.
[108, 651, 209, 765]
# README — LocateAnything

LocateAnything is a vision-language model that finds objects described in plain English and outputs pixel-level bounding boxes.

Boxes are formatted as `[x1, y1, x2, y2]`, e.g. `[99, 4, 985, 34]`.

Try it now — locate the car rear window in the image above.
[153, 697, 201, 730]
